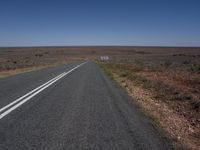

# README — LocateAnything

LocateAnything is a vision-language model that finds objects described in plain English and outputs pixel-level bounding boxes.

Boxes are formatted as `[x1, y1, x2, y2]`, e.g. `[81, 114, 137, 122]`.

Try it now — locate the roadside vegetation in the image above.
[0, 46, 199, 148]
[0, 62, 71, 78]
[0, 47, 90, 78]
[98, 61, 200, 150]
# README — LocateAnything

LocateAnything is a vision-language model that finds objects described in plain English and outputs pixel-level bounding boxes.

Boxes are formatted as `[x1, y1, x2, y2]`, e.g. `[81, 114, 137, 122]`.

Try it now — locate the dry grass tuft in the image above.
[98, 62, 200, 150]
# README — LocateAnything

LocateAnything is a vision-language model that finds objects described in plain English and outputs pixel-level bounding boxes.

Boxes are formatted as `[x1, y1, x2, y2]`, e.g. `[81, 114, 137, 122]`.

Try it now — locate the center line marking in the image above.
[0, 62, 87, 120]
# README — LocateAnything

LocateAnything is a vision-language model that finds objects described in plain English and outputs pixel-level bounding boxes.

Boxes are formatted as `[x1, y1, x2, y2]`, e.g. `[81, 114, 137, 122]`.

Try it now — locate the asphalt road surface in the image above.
[0, 61, 172, 150]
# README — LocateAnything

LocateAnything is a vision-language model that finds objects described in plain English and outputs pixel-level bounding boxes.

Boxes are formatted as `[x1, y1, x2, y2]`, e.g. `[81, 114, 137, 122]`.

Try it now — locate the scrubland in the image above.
[97, 47, 200, 149]
[0, 46, 199, 149]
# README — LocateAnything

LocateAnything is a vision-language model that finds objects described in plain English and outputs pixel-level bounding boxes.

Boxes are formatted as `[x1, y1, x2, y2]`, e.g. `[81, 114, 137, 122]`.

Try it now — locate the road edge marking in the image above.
[0, 61, 87, 120]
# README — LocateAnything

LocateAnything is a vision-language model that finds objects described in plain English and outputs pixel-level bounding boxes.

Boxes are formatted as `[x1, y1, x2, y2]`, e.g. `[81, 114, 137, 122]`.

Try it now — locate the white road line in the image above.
[0, 72, 65, 113]
[0, 62, 86, 120]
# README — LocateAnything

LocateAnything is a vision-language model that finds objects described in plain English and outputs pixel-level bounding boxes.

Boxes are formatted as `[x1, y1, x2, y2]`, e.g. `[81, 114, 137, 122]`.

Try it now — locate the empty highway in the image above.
[0, 61, 172, 150]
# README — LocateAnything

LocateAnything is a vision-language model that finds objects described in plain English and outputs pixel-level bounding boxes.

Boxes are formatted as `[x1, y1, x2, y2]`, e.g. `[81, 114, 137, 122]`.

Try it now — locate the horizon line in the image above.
[0, 45, 200, 48]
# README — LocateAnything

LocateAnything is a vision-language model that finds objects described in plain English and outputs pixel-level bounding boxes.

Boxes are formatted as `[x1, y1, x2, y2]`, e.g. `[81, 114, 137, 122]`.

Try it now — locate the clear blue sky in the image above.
[0, 0, 200, 47]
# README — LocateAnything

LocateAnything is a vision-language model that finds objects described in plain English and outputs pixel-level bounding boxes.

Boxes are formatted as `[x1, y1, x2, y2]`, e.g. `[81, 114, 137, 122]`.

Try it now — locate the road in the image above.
[0, 61, 172, 150]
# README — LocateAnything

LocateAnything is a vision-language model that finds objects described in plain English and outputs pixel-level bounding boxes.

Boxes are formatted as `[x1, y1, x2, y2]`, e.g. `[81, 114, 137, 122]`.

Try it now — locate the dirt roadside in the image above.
[98, 62, 200, 150]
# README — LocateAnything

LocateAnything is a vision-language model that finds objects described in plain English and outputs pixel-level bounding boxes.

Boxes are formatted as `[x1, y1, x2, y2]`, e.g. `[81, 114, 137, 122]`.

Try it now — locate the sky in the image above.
[0, 0, 200, 47]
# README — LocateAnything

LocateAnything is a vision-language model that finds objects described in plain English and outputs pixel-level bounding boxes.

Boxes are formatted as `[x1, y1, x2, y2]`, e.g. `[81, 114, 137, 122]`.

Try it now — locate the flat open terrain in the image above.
[0, 46, 200, 149]
[0, 46, 200, 72]
[0, 61, 172, 149]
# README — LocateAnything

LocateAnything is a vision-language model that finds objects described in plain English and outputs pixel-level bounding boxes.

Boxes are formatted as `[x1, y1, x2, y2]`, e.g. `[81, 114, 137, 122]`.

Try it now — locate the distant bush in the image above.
[163, 60, 172, 68]
[12, 61, 17, 64]
[35, 54, 43, 57]
[182, 60, 191, 65]
[190, 63, 200, 72]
